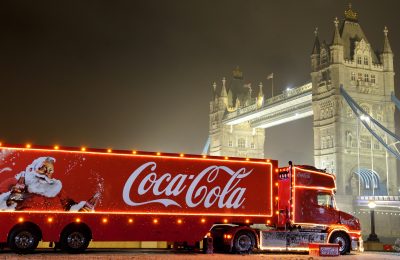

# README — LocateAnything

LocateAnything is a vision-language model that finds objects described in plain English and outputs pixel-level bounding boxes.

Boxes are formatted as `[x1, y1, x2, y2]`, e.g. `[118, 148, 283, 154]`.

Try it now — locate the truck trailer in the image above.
[0, 144, 362, 254]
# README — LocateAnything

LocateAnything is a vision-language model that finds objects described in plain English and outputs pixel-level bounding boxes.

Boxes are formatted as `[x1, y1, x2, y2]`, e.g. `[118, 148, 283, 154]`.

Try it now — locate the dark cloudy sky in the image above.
[0, 0, 399, 165]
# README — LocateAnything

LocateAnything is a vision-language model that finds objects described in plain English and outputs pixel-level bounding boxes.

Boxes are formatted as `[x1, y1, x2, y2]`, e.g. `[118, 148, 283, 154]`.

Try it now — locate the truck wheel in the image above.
[233, 231, 255, 253]
[329, 232, 350, 255]
[8, 227, 40, 254]
[60, 228, 91, 253]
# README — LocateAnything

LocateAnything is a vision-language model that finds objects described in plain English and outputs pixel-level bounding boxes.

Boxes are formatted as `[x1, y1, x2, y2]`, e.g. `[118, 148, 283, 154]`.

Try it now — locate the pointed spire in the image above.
[383, 26, 393, 53]
[220, 77, 227, 97]
[312, 27, 320, 54]
[332, 17, 342, 45]
[212, 82, 217, 92]
[258, 82, 264, 97]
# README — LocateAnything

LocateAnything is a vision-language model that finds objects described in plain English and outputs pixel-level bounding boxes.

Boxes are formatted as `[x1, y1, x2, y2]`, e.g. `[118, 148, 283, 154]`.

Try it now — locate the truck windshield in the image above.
[317, 193, 335, 208]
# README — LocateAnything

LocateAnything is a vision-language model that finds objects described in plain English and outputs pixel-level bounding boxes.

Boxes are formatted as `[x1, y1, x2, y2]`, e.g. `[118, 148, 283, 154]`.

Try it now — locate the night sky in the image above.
[0, 0, 399, 166]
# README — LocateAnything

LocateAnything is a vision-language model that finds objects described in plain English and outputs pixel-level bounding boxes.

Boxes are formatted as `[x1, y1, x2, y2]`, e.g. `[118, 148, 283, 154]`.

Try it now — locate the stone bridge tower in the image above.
[311, 5, 397, 208]
[209, 67, 265, 158]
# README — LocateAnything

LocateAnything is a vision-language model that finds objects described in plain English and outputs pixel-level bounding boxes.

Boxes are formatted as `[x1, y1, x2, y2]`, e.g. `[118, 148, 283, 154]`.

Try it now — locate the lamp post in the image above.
[367, 201, 380, 242]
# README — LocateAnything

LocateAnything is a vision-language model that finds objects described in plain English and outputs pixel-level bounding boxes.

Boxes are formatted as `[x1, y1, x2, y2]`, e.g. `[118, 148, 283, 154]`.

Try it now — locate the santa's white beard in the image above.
[22, 172, 62, 198]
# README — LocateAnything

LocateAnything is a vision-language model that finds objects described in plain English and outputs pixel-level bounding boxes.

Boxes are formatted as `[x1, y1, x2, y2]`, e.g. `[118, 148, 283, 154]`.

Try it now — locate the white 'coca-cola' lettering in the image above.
[122, 162, 252, 209]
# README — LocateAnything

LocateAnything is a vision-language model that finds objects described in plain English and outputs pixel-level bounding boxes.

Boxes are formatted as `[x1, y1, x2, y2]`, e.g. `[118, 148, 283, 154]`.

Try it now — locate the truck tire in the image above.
[329, 232, 350, 255]
[233, 231, 255, 253]
[8, 226, 40, 254]
[60, 227, 91, 253]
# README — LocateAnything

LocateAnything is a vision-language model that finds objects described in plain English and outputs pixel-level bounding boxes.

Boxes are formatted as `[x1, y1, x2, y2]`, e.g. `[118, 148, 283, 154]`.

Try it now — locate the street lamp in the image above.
[367, 201, 380, 242]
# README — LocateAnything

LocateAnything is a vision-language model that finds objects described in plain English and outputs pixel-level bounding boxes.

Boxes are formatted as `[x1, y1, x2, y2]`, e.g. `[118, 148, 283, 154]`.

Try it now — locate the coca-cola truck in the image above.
[0, 144, 362, 254]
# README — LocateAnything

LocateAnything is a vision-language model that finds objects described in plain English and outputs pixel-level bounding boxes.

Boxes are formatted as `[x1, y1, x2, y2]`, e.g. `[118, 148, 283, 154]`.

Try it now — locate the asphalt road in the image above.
[0, 249, 399, 260]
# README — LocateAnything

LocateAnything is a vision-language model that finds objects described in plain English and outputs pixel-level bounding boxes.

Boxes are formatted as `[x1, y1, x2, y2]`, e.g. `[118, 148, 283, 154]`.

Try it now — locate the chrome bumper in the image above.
[351, 237, 364, 252]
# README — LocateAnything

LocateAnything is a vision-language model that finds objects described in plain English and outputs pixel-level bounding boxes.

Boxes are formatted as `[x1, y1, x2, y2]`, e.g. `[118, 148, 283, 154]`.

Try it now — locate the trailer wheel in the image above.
[233, 231, 255, 253]
[8, 226, 40, 254]
[329, 232, 350, 255]
[60, 226, 91, 253]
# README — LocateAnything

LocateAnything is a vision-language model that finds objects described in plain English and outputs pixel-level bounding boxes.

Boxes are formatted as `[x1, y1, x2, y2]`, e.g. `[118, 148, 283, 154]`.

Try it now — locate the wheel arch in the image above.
[7, 222, 43, 243]
[60, 222, 92, 241]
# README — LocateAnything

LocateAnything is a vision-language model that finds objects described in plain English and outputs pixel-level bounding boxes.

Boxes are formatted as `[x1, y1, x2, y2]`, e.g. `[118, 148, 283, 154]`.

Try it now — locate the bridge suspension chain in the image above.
[340, 85, 400, 161]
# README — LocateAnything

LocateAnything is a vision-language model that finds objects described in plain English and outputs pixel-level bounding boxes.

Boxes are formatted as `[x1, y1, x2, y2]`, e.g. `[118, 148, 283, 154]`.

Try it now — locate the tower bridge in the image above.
[207, 5, 399, 238]
[223, 82, 313, 129]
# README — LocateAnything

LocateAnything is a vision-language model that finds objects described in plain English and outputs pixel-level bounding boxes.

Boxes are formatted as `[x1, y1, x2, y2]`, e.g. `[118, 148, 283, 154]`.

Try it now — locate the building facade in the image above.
[209, 67, 265, 159]
[311, 6, 397, 210]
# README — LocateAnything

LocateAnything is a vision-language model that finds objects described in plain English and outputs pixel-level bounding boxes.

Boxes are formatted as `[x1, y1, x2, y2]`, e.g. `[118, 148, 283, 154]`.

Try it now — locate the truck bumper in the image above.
[351, 236, 364, 252]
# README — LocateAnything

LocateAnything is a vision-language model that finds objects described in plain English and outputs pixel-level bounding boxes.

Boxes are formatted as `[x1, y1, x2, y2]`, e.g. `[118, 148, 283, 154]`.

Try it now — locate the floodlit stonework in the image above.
[208, 5, 399, 239]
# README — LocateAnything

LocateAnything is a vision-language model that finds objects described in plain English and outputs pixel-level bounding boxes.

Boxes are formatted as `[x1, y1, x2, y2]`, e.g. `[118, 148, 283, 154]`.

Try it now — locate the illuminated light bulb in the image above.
[246, 158, 250, 161]
[132, 150, 137, 154]
[275, 169, 279, 173]
[206, 232, 211, 237]
[177, 219, 182, 224]
[153, 219, 158, 224]
[245, 219, 250, 224]
[180, 153, 184, 157]
[0, 142, 2, 146]
[224, 157, 229, 160]
[107, 149, 112, 153]
[54, 145, 59, 150]
[47, 217, 53, 223]
[267, 220, 271, 224]
[223, 219, 228, 223]
[75, 218, 81, 223]
[202, 155, 207, 158]
[18, 217, 24, 222]
[275, 211, 279, 215]
[275, 182, 278, 187]
[266, 159, 270, 163]
[102, 218, 108, 223]
[201, 218, 206, 223]
[81, 147, 86, 152]
[156, 152, 161, 156]
[275, 196, 279, 201]
[26, 144, 31, 149]
[128, 218, 134, 223]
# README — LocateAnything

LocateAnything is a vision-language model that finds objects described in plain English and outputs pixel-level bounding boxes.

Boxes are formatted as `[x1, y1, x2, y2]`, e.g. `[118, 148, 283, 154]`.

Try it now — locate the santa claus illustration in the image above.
[0, 156, 98, 211]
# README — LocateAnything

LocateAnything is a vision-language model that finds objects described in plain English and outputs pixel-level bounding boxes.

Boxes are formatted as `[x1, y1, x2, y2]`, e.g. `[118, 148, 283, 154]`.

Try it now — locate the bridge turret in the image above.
[311, 27, 320, 72]
[380, 26, 394, 73]
[330, 17, 344, 64]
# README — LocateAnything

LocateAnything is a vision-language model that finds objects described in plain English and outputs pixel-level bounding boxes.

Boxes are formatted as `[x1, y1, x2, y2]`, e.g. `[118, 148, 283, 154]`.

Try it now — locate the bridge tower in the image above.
[311, 5, 397, 207]
[209, 67, 265, 158]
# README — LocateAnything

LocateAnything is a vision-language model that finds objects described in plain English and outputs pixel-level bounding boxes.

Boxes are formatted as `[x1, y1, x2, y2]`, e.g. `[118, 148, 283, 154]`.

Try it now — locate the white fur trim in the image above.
[24, 171, 62, 197]
[0, 191, 17, 211]
[25, 157, 56, 172]
[69, 201, 86, 212]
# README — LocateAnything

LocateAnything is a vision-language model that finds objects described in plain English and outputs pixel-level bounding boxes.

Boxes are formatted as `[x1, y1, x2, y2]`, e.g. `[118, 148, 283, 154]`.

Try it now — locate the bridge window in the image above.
[371, 75, 376, 84]
[358, 73, 362, 81]
[374, 142, 380, 150]
[238, 138, 245, 148]
[364, 56, 369, 65]
[357, 56, 362, 64]
[250, 142, 255, 149]
[364, 74, 369, 82]
[360, 136, 371, 149]
[351, 72, 356, 81]
[228, 140, 233, 147]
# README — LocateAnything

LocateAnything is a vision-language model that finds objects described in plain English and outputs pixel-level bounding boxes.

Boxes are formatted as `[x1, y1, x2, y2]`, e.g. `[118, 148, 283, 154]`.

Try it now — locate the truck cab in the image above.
[276, 163, 363, 254]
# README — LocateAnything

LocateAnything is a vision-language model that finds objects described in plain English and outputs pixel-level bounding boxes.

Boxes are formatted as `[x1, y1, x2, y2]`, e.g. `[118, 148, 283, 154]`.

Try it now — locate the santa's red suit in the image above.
[0, 157, 86, 211]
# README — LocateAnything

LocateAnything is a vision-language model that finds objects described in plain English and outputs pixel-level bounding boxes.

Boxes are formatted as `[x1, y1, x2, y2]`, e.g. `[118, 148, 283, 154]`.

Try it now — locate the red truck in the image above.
[0, 144, 362, 254]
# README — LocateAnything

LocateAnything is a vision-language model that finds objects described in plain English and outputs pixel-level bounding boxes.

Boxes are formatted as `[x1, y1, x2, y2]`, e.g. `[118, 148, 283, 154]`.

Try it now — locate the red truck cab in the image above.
[275, 162, 362, 253]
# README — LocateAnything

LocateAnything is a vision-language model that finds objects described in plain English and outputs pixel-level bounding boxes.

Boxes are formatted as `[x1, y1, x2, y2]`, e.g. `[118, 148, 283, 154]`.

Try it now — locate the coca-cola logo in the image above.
[122, 162, 253, 209]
